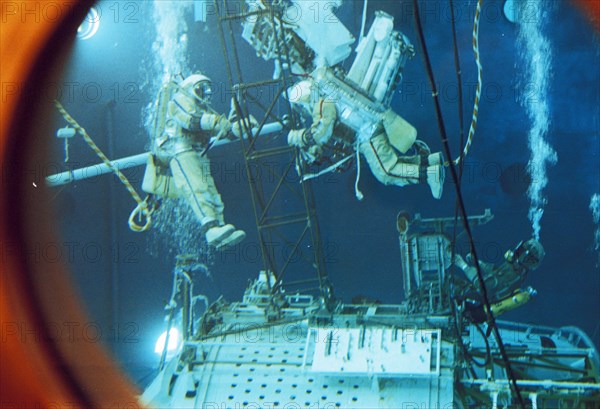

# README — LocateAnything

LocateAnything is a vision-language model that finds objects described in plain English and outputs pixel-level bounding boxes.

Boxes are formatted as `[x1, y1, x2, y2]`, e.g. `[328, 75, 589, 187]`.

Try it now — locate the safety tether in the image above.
[452, 0, 483, 166]
[54, 100, 152, 232]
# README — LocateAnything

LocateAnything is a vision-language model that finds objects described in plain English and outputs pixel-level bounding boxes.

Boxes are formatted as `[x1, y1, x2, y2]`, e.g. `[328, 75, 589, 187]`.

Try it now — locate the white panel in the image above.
[310, 328, 439, 375]
[288, 0, 354, 66]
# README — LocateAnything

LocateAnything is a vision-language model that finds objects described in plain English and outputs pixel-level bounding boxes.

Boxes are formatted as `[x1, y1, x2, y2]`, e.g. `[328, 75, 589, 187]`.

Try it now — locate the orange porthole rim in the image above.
[1, 1, 140, 407]
[0, 1, 598, 408]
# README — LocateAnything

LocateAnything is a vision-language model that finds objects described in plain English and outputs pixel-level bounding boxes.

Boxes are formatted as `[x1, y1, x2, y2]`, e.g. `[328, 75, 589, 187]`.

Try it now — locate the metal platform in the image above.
[142, 294, 457, 409]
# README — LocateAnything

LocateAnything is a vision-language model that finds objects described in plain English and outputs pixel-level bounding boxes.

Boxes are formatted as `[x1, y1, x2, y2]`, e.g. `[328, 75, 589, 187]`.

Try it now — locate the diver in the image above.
[286, 78, 445, 199]
[141, 73, 247, 250]
[453, 239, 545, 322]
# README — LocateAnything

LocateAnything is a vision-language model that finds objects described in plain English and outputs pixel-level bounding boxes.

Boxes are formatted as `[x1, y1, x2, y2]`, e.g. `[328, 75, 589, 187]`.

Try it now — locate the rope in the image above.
[64, 137, 70, 162]
[452, 0, 483, 166]
[128, 197, 153, 233]
[54, 100, 152, 232]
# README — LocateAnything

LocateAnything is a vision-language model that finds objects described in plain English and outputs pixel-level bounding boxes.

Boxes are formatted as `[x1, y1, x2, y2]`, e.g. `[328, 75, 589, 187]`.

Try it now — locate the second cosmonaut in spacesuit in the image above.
[286, 79, 445, 199]
[141, 73, 251, 250]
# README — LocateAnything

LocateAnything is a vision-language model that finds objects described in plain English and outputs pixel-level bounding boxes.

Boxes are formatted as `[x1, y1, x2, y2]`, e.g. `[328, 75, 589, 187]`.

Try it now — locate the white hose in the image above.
[529, 393, 538, 409]
[359, 0, 368, 41]
[491, 391, 498, 409]
[301, 155, 353, 182]
[354, 147, 364, 201]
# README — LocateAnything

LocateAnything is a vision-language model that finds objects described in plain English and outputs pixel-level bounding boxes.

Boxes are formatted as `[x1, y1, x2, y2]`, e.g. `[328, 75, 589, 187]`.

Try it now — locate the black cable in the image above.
[449, 0, 466, 272]
[411, 1, 525, 407]
[453, 300, 478, 378]
[446, 0, 475, 381]
[446, 0, 465, 348]
[449, 0, 466, 179]
[471, 323, 492, 367]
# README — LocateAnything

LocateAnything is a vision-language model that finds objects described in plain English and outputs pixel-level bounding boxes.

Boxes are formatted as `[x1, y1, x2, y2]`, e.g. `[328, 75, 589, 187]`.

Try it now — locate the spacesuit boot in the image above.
[427, 152, 444, 166]
[217, 228, 246, 250]
[426, 163, 445, 199]
[206, 224, 246, 250]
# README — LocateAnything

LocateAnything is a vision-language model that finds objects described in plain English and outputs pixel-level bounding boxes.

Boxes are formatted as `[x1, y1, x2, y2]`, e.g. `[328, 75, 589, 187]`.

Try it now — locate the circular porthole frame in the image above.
[0, 1, 140, 407]
[1, 1, 598, 408]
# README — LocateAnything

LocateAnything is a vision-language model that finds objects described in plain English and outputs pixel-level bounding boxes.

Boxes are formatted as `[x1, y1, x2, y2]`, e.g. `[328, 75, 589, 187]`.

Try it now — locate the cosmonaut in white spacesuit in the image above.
[141, 73, 248, 250]
[286, 78, 445, 199]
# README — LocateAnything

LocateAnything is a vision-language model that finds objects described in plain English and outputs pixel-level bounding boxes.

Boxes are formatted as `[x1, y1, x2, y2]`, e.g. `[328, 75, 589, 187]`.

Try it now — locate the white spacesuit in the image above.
[287, 79, 445, 199]
[142, 73, 245, 250]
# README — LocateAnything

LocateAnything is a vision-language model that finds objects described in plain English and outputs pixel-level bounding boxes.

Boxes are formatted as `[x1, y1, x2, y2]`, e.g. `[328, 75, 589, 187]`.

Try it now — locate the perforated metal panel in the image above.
[142, 319, 455, 408]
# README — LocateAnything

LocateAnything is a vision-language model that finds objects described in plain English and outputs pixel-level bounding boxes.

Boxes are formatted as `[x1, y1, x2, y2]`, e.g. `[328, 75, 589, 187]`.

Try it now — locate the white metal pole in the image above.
[45, 122, 283, 187]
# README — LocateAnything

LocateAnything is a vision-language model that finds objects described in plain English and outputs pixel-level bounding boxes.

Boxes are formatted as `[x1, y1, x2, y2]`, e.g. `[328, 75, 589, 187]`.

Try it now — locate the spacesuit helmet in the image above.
[513, 239, 545, 270]
[180, 73, 213, 102]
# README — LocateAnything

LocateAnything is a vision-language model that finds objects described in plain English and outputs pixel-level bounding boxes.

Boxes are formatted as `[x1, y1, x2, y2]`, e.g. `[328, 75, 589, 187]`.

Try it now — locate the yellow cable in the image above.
[54, 100, 152, 232]
[453, 0, 483, 166]
[128, 197, 152, 232]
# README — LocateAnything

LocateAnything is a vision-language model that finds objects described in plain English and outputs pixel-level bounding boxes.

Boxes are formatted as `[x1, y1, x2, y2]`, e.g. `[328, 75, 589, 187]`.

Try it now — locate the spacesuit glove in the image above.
[215, 115, 232, 135]
[202, 113, 231, 134]
[288, 129, 307, 148]
[231, 115, 258, 139]
[228, 98, 240, 122]
[302, 145, 323, 164]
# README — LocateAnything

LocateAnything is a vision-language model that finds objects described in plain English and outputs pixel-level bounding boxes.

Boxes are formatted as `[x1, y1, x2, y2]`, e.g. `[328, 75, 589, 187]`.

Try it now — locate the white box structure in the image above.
[309, 327, 441, 375]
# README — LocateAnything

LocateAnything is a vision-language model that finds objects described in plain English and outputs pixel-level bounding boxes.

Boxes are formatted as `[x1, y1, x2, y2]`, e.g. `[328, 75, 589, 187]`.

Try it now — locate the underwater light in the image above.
[154, 328, 182, 357]
[503, 0, 519, 24]
[77, 7, 100, 40]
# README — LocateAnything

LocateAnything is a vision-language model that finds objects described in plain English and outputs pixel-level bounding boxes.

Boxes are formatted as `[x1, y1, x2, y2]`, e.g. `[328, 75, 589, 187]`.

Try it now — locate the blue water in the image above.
[50, 0, 599, 386]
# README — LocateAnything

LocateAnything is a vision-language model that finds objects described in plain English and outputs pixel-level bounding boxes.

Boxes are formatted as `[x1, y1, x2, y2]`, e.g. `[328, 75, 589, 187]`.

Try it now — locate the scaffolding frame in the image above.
[213, 0, 334, 309]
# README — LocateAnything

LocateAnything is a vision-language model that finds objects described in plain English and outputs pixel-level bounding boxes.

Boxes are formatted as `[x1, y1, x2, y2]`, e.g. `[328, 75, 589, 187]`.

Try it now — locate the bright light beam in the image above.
[154, 328, 181, 357]
[77, 7, 100, 40]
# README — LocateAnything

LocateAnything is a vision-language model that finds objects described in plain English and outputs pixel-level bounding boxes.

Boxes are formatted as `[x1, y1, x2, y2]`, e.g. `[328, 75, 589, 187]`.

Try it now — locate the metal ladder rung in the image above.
[260, 213, 308, 229]
[233, 79, 282, 91]
[248, 146, 294, 160]
[281, 278, 321, 287]
[219, 9, 270, 22]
